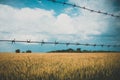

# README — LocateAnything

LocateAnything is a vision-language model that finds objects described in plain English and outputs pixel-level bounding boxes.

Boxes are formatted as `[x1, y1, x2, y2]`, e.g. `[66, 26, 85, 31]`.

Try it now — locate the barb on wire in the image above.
[54, 41, 59, 45]
[12, 39, 15, 44]
[0, 39, 120, 48]
[27, 39, 31, 43]
[44, 0, 120, 18]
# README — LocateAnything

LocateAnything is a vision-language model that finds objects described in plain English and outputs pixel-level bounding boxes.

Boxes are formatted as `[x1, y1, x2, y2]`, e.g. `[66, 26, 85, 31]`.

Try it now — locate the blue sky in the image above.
[0, 0, 120, 52]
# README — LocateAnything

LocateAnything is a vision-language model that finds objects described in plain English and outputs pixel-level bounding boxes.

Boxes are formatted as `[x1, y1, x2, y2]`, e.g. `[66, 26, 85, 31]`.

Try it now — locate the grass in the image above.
[0, 53, 120, 80]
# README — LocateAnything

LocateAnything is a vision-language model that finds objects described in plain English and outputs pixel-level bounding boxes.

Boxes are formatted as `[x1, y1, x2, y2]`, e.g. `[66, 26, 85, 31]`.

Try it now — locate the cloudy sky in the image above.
[0, 0, 120, 52]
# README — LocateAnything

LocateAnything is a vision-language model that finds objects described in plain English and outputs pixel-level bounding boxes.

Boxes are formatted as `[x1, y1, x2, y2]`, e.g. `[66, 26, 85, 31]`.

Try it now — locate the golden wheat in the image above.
[0, 53, 120, 80]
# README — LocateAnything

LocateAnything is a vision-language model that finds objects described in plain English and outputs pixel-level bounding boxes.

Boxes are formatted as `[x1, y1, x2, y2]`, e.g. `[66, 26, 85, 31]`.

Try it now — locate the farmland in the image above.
[0, 53, 120, 80]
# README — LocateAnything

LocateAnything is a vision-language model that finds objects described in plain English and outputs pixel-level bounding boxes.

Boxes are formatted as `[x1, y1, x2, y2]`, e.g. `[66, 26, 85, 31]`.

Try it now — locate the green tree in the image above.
[15, 49, 20, 53]
[76, 48, 81, 52]
[67, 48, 74, 52]
[26, 50, 32, 53]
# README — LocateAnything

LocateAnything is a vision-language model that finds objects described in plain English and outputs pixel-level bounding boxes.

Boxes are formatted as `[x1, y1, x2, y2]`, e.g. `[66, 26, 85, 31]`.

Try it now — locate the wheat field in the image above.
[0, 53, 120, 80]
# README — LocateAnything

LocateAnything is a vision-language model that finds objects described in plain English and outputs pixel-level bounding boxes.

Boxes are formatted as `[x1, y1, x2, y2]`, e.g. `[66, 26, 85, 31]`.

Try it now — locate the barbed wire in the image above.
[0, 39, 120, 48]
[42, 0, 120, 18]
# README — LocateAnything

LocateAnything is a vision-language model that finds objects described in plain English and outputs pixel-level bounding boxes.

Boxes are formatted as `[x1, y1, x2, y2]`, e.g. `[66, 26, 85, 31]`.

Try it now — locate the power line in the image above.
[0, 39, 120, 48]
[43, 0, 120, 18]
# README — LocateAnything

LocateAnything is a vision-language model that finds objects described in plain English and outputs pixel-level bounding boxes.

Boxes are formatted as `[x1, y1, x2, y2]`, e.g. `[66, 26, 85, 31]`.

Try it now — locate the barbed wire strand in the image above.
[43, 0, 120, 18]
[0, 39, 120, 48]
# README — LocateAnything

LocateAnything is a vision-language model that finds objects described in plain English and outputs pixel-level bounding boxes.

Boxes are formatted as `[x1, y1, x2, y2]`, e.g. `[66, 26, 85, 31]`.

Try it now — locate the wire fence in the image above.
[0, 39, 120, 48]
[44, 0, 120, 18]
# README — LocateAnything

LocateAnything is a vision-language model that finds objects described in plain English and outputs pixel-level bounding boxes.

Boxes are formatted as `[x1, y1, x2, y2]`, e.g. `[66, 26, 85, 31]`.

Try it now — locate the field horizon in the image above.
[0, 52, 120, 54]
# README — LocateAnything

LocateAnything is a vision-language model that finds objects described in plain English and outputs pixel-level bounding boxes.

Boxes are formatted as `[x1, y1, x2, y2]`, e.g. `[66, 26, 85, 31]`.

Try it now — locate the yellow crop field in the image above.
[0, 53, 120, 80]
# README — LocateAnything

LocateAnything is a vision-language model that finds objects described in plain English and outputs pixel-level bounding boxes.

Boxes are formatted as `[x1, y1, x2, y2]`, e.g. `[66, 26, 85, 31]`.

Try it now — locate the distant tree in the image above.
[76, 48, 81, 52]
[68, 48, 74, 52]
[26, 50, 32, 53]
[83, 50, 89, 52]
[15, 49, 20, 53]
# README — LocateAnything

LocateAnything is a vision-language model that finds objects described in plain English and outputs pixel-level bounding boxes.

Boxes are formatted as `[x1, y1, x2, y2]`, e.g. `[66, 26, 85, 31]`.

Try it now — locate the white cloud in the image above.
[0, 3, 108, 42]
[54, 14, 76, 34]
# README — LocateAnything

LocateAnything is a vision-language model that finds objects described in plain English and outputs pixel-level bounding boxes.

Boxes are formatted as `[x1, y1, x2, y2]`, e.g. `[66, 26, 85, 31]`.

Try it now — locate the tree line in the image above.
[15, 49, 32, 53]
[49, 48, 81, 53]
